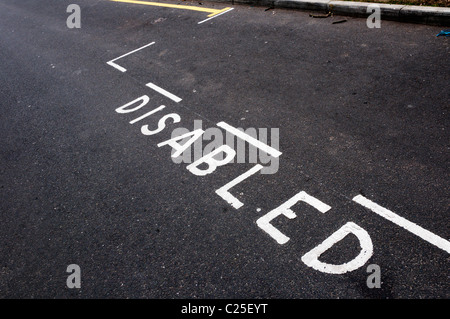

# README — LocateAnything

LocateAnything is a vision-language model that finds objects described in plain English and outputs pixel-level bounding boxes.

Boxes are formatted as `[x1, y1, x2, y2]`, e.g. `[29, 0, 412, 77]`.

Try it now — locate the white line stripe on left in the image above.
[107, 41, 155, 72]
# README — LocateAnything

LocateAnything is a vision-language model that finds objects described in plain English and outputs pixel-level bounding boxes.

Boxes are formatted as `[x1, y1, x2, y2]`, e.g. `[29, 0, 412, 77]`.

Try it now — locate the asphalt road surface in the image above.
[0, 0, 448, 300]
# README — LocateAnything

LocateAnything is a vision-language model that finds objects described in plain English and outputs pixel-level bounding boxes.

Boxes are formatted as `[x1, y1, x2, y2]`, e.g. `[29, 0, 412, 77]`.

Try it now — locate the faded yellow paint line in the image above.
[109, 0, 232, 18]
[206, 6, 232, 17]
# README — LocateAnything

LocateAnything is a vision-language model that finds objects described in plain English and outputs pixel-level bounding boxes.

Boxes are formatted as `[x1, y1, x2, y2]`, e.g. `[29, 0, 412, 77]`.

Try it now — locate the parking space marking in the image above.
[104, 28, 449, 276]
[353, 195, 450, 254]
[107, 41, 155, 72]
[198, 8, 234, 24]
[109, 0, 233, 21]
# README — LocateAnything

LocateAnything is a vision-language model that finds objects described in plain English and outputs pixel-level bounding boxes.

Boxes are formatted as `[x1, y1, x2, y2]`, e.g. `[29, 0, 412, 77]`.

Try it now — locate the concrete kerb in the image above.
[212, 0, 450, 26]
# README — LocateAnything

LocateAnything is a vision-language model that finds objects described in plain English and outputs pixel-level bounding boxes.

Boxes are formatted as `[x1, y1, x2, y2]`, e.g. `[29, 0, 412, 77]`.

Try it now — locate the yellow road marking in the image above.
[109, 0, 232, 18]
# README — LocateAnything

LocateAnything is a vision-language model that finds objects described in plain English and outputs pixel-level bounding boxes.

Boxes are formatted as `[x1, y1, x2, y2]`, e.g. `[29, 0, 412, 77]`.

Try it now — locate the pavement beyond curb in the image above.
[212, 0, 450, 26]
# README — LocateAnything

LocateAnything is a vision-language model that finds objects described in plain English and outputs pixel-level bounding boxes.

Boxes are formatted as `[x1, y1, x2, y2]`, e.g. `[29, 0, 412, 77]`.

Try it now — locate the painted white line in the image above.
[353, 195, 450, 254]
[107, 60, 127, 72]
[217, 121, 282, 158]
[107, 41, 155, 72]
[145, 82, 182, 103]
[198, 8, 234, 24]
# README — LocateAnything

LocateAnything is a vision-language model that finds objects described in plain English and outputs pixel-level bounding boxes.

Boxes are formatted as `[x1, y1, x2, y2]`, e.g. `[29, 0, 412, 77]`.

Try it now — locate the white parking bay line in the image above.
[146, 82, 182, 103]
[107, 41, 155, 72]
[198, 8, 234, 24]
[353, 195, 450, 254]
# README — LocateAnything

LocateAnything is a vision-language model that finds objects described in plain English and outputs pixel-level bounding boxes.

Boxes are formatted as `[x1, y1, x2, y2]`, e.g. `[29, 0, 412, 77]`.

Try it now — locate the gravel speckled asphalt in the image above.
[0, 0, 448, 300]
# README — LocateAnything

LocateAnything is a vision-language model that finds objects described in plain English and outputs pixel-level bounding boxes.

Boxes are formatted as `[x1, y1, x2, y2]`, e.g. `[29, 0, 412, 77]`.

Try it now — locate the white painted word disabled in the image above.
[107, 40, 449, 278]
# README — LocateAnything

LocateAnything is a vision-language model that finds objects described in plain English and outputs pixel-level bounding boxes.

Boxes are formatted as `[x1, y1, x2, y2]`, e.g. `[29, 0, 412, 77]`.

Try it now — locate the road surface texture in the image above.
[0, 0, 448, 300]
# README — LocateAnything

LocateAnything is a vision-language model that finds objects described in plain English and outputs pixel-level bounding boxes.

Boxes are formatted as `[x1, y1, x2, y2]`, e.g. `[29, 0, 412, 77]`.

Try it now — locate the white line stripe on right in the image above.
[198, 8, 234, 24]
[146, 82, 182, 103]
[353, 195, 450, 254]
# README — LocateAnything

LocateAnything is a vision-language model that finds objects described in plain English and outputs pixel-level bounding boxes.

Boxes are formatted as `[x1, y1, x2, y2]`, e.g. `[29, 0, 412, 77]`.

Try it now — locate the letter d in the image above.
[301, 222, 373, 274]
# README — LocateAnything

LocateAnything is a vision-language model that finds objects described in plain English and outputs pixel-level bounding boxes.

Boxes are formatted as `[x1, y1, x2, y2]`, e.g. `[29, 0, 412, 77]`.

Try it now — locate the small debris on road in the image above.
[309, 12, 332, 18]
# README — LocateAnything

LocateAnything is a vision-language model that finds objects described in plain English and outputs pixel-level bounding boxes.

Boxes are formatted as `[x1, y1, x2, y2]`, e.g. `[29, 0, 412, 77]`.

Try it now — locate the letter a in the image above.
[66, 264, 81, 288]
[66, 4, 81, 29]
[158, 129, 204, 158]
[366, 264, 381, 288]
[366, 4, 381, 29]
